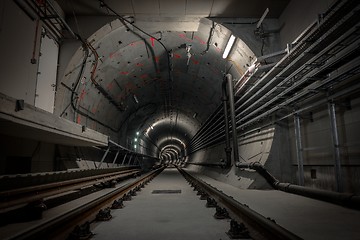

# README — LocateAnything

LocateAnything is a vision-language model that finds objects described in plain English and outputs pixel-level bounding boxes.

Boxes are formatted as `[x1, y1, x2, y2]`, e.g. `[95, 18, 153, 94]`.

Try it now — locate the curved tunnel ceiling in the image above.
[57, 17, 255, 158]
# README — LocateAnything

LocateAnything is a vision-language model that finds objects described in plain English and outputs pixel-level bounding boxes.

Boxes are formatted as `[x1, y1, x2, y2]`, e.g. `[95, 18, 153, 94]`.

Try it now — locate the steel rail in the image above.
[178, 168, 302, 240]
[8, 167, 165, 240]
[0, 168, 141, 210]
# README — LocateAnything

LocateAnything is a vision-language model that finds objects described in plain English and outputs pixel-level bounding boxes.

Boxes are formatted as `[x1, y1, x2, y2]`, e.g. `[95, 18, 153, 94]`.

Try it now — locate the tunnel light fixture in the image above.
[222, 35, 236, 59]
[136, 131, 139, 136]
[134, 145, 137, 149]
[134, 138, 138, 142]
[192, 112, 197, 118]
[150, 125, 154, 130]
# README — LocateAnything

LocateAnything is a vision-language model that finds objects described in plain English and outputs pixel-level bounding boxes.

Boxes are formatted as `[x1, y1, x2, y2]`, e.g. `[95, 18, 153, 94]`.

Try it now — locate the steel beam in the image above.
[112, 150, 120, 164]
[121, 153, 128, 165]
[226, 74, 240, 164]
[294, 114, 304, 186]
[98, 147, 110, 168]
[328, 102, 343, 192]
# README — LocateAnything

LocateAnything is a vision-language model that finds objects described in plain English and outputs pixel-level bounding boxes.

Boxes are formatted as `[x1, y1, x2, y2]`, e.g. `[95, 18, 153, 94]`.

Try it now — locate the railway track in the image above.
[0, 168, 141, 210]
[177, 167, 302, 240]
[1, 166, 304, 239]
[0, 166, 164, 240]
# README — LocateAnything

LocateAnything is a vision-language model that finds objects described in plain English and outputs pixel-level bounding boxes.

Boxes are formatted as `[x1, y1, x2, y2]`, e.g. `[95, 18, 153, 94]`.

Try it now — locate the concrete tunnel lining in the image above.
[56, 17, 256, 159]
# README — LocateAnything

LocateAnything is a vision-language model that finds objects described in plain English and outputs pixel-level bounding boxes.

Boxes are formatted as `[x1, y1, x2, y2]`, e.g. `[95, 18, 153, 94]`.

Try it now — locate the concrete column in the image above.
[328, 102, 343, 192]
[294, 114, 304, 186]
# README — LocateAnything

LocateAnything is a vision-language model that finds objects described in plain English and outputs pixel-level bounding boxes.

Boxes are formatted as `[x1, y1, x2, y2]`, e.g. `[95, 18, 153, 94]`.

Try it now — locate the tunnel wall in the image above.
[186, 121, 293, 190]
[278, 0, 336, 48]
[0, 134, 55, 174]
[288, 96, 360, 194]
[0, 0, 40, 105]
[186, 95, 360, 194]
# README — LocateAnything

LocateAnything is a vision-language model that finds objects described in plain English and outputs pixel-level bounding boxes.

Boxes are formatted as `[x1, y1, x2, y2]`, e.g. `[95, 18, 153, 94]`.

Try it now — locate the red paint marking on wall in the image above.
[109, 52, 121, 59]
[124, 82, 136, 94]
[91, 107, 97, 113]
[178, 33, 192, 42]
[174, 54, 181, 59]
[116, 94, 123, 101]
[154, 56, 160, 63]
[77, 115, 81, 124]
[150, 37, 155, 47]
[107, 82, 114, 90]
[129, 41, 145, 47]
[194, 36, 206, 45]
[191, 58, 199, 65]
[79, 89, 86, 101]
[140, 74, 148, 79]
[120, 71, 129, 75]
[136, 62, 144, 67]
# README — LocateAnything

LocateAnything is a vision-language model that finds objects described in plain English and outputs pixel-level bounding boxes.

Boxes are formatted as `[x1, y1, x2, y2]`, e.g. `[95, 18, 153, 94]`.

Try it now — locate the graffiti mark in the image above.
[174, 53, 181, 59]
[136, 62, 144, 67]
[120, 71, 129, 75]
[77, 115, 81, 124]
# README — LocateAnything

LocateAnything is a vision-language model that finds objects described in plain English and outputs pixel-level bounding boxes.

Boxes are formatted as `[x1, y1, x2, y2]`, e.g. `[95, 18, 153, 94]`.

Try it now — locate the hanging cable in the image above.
[99, 0, 172, 83]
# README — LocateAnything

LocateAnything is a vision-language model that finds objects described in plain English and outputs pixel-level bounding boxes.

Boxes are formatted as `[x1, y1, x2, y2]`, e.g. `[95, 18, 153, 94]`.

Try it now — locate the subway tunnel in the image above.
[1, 0, 360, 239]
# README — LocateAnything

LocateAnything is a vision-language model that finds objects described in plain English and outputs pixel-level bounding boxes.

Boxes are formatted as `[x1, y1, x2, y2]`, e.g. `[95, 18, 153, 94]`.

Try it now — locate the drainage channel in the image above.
[0, 167, 164, 240]
[177, 167, 302, 240]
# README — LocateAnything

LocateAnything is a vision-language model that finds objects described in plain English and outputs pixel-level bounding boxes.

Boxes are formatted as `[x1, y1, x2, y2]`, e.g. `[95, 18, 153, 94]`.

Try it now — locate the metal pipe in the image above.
[235, 162, 359, 209]
[222, 78, 232, 168]
[294, 114, 304, 186]
[190, 108, 223, 144]
[226, 74, 240, 164]
[328, 102, 343, 192]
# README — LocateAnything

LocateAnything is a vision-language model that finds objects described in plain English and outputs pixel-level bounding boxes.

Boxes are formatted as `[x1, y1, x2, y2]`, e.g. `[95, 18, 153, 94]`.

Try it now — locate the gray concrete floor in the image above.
[189, 170, 360, 240]
[92, 168, 230, 240]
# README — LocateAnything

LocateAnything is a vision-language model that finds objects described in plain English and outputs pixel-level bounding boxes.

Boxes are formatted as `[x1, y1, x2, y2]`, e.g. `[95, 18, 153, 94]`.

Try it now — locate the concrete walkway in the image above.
[189, 170, 360, 240]
[92, 168, 230, 240]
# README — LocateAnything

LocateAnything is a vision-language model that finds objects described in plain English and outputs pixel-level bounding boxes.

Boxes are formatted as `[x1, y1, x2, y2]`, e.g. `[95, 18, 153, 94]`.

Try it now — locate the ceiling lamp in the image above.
[222, 35, 236, 59]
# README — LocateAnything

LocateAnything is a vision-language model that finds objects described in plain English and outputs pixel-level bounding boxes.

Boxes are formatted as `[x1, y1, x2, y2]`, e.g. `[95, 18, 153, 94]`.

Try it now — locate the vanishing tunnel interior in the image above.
[0, 0, 359, 188]
[56, 15, 255, 164]
[1, 0, 360, 191]
[1, 0, 360, 238]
